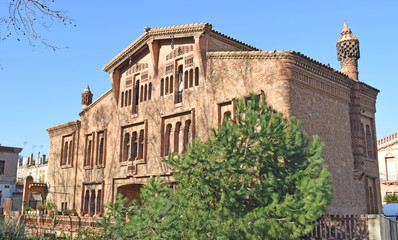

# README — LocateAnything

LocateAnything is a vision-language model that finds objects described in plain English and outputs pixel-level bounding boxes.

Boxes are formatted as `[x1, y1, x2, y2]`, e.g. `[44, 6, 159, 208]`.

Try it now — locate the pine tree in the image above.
[101, 93, 333, 239]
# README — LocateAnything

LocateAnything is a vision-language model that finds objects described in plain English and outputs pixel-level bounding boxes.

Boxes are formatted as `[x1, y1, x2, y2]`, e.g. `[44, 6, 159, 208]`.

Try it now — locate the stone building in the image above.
[377, 132, 398, 203]
[46, 22, 380, 215]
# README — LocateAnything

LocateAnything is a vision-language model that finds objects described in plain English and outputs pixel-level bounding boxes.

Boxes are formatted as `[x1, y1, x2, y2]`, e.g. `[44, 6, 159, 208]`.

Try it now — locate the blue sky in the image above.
[0, 0, 397, 156]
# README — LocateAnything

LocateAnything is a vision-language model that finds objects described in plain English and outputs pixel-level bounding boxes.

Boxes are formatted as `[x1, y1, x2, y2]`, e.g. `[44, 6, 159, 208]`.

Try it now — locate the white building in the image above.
[17, 152, 48, 185]
[378, 132, 398, 203]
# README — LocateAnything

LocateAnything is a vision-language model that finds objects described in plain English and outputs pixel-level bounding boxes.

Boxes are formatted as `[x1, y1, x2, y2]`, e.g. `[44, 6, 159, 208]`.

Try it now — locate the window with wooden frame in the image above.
[120, 121, 148, 165]
[84, 133, 94, 168]
[81, 183, 103, 215]
[161, 110, 195, 157]
[132, 76, 140, 114]
[96, 130, 107, 167]
[60, 134, 74, 167]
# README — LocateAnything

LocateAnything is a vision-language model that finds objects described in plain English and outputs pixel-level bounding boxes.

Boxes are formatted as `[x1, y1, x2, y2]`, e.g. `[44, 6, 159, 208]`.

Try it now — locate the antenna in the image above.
[32, 144, 36, 155]
[23, 141, 27, 156]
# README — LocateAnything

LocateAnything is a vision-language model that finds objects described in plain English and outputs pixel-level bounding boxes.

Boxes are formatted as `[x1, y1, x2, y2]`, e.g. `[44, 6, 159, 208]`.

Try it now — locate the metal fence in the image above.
[301, 214, 369, 240]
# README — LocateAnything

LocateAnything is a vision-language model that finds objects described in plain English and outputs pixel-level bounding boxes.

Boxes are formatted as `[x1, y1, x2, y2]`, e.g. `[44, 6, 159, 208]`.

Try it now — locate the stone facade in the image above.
[46, 23, 380, 215]
[378, 132, 398, 203]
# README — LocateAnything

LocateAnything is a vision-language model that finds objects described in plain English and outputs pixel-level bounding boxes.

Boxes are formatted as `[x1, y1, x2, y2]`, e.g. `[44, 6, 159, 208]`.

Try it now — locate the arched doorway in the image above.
[29, 192, 42, 209]
[116, 184, 142, 203]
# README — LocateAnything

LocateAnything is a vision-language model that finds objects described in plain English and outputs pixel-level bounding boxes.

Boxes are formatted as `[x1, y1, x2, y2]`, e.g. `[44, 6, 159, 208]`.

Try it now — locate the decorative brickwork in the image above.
[46, 23, 380, 217]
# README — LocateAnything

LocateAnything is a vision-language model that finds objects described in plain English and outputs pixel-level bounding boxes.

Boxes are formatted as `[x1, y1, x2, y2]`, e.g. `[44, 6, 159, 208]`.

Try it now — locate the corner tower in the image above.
[337, 20, 360, 80]
[81, 85, 93, 110]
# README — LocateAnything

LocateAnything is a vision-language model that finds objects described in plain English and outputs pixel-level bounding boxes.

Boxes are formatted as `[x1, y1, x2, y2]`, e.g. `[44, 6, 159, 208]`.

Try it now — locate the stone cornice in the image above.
[207, 51, 353, 88]
[103, 23, 258, 72]
[0, 146, 22, 154]
[359, 82, 379, 99]
[207, 30, 258, 51]
[46, 120, 80, 133]
[79, 89, 113, 116]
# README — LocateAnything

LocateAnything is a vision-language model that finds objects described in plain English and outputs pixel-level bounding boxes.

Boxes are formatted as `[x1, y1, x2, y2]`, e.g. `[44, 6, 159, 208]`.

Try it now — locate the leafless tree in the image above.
[1, 0, 75, 51]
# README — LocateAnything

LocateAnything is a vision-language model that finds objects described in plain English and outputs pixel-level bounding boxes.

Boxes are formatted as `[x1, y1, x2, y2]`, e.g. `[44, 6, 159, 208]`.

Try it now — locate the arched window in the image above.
[174, 122, 182, 153]
[170, 75, 174, 94]
[160, 79, 164, 96]
[96, 190, 102, 214]
[189, 69, 193, 87]
[195, 67, 199, 86]
[184, 70, 188, 89]
[98, 137, 104, 165]
[165, 124, 172, 156]
[84, 190, 89, 214]
[138, 130, 144, 159]
[133, 80, 140, 114]
[140, 86, 144, 102]
[123, 133, 130, 162]
[90, 190, 96, 215]
[128, 89, 132, 105]
[366, 125, 373, 158]
[165, 77, 169, 95]
[144, 84, 147, 101]
[121, 92, 124, 107]
[183, 120, 191, 152]
[131, 132, 137, 161]
[125, 91, 128, 106]
[148, 83, 152, 100]
[224, 111, 231, 121]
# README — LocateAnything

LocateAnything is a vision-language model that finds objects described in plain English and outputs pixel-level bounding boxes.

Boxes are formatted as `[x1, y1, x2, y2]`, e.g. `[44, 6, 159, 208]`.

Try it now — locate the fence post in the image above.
[368, 214, 382, 240]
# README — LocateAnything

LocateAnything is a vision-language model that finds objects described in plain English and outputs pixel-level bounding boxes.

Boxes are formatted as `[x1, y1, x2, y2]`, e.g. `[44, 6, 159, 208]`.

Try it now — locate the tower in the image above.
[337, 20, 360, 80]
[81, 85, 93, 110]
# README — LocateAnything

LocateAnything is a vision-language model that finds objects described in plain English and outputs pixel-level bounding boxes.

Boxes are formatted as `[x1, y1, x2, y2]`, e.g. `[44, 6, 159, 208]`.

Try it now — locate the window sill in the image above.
[135, 159, 145, 165]
[83, 166, 93, 170]
[61, 165, 73, 169]
[95, 165, 105, 169]
[364, 156, 377, 162]
[174, 103, 182, 108]
[120, 161, 128, 166]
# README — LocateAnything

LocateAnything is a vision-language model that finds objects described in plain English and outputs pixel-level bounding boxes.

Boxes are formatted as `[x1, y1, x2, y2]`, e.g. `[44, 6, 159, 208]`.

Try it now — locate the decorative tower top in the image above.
[336, 20, 360, 81]
[81, 84, 93, 110]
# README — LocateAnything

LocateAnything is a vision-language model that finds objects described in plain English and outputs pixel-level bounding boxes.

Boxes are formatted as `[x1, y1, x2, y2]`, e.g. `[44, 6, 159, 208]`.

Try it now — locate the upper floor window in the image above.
[96, 130, 107, 167]
[61, 134, 74, 166]
[120, 121, 147, 164]
[195, 67, 199, 86]
[0, 161, 4, 175]
[176, 65, 183, 104]
[84, 134, 93, 167]
[162, 118, 192, 157]
[366, 125, 373, 158]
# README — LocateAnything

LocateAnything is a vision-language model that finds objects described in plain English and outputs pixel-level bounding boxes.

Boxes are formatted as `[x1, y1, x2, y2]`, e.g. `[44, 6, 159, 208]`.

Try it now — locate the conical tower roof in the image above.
[83, 84, 92, 93]
[337, 20, 358, 43]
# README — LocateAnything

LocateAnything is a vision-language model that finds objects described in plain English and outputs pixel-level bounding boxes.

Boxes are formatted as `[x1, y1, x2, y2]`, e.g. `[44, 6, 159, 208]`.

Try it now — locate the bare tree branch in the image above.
[1, 0, 75, 51]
